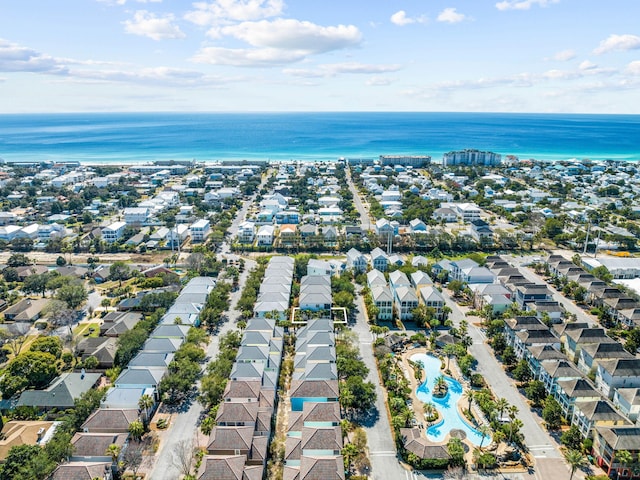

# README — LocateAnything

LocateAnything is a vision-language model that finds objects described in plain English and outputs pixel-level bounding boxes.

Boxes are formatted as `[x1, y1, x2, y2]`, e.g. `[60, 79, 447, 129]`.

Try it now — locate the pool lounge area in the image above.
[412, 352, 489, 447]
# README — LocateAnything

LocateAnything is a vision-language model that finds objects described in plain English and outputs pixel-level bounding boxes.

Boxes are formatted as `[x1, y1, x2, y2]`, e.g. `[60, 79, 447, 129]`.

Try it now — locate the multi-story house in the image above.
[190, 219, 211, 243]
[102, 221, 127, 243]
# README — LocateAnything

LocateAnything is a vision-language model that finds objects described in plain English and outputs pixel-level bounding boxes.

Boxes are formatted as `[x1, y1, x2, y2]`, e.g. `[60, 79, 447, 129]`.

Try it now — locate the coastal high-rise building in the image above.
[379, 155, 431, 167]
[442, 149, 501, 167]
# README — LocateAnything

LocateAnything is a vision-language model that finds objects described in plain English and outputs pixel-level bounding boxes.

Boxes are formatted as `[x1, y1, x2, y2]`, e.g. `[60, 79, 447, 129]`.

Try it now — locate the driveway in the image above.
[352, 289, 408, 480]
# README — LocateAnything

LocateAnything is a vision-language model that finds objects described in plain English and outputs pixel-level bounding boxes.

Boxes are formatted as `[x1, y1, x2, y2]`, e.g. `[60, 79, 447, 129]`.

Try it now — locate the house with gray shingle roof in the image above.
[572, 399, 629, 438]
[17, 372, 101, 411]
[50, 461, 112, 480]
[596, 358, 640, 399]
[81, 409, 140, 434]
[70, 432, 127, 462]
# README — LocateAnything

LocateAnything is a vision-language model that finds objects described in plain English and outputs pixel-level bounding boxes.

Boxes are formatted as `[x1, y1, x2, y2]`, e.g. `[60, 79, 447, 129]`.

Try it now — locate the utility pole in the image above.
[583, 222, 590, 255]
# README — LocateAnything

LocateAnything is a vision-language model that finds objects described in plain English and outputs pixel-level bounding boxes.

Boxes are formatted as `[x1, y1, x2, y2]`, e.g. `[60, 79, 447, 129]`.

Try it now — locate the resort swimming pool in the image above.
[412, 352, 488, 447]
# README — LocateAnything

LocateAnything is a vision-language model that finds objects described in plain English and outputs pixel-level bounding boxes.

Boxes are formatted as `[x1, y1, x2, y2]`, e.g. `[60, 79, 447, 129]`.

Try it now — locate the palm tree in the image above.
[616, 449, 634, 474]
[564, 449, 587, 480]
[423, 402, 437, 422]
[413, 360, 424, 383]
[463, 390, 475, 415]
[434, 375, 447, 394]
[138, 394, 154, 424]
[508, 404, 519, 421]
[478, 425, 492, 450]
[493, 430, 506, 447]
[496, 398, 509, 421]
[443, 344, 457, 371]
[128, 420, 145, 442]
[508, 419, 523, 444]
[105, 443, 121, 462]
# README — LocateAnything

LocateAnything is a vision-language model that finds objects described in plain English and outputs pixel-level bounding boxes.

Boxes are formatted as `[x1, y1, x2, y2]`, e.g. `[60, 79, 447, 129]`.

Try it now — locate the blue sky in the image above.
[0, 0, 639, 113]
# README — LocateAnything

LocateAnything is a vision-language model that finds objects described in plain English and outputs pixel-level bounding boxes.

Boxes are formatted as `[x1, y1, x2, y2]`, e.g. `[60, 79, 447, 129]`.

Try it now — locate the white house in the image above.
[238, 222, 256, 244]
[103, 221, 127, 243]
[190, 219, 211, 243]
[124, 207, 151, 225]
[256, 225, 275, 246]
[346, 248, 367, 273]
[371, 286, 393, 321]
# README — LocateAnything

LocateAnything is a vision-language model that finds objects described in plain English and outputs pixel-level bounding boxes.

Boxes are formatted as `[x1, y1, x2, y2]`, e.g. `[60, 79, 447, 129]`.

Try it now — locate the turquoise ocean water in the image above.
[0, 112, 639, 164]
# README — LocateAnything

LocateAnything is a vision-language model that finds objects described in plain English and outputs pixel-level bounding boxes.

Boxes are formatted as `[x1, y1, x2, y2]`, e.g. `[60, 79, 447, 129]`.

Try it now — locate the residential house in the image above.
[346, 248, 367, 273]
[190, 219, 211, 243]
[564, 328, 615, 362]
[3, 298, 49, 322]
[596, 358, 640, 399]
[577, 342, 634, 377]
[555, 378, 601, 418]
[515, 284, 553, 308]
[0, 421, 58, 462]
[102, 221, 127, 243]
[526, 344, 567, 380]
[613, 388, 640, 422]
[593, 425, 640, 479]
[238, 222, 256, 244]
[370, 286, 393, 321]
[572, 399, 629, 438]
[256, 225, 275, 246]
[540, 360, 584, 396]
[17, 372, 102, 411]
[370, 248, 389, 272]
[419, 287, 445, 320]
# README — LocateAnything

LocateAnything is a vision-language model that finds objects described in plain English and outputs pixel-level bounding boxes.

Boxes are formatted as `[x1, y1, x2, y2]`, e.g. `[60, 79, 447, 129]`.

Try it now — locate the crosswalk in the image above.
[369, 450, 396, 457]
[529, 443, 555, 458]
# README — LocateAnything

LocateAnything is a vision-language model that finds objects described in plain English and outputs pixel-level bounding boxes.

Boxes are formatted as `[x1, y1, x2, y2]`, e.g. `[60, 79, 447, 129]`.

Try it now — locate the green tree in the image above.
[525, 380, 547, 408]
[138, 394, 155, 424]
[501, 346, 517, 367]
[512, 359, 532, 383]
[478, 425, 492, 450]
[542, 396, 563, 430]
[56, 284, 88, 309]
[22, 273, 51, 297]
[6, 253, 31, 267]
[0, 351, 58, 398]
[0, 444, 43, 480]
[447, 437, 465, 468]
[564, 449, 587, 480]
[615, 449, 634, 473]
[560, 425, 583, 451]
[29, 336, 63, 359]
[109, 261, 131, 284]
[128, 420, 145, 442]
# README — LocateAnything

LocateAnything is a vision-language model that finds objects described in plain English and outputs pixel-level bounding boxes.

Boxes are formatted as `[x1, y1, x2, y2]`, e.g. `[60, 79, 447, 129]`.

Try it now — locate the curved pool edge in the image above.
[410, 352, 491, 447]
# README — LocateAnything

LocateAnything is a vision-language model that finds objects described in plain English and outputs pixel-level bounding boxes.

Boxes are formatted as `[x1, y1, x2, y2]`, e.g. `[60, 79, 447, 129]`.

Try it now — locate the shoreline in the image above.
[2, 151, 639, 166]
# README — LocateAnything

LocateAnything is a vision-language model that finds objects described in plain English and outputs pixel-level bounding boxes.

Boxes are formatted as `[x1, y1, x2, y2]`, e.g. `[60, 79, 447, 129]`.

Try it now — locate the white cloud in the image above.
[221, 19, 361, 53]
[626, 61, 640, 75]
[191, 46, 307, 66]
[579, 60, 597, 70]
[124, 11, 186, 41]
[184, 0, 283, 26]
[594, 34, 640, 55]
[97, 0, 162, 5]
[73, 66, 229, 86]
[437, 8, 467, 24]
[366, 76, 393, 86]
[390, 10, 427, 26]
[284, 62, 401, 78]
[551, 49, 576, 61]
[0, 38, 68, 74]
[496, 0, 559, 11]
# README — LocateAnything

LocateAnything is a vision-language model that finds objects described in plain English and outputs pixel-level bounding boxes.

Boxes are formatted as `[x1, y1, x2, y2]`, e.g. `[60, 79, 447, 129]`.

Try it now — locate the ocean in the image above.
[0, 112, 639, 164]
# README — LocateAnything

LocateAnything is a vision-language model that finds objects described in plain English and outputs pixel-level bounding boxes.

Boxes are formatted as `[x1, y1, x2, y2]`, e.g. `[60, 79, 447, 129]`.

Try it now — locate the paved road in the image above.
[441, 290, 562, 464]
[346, 166, 372, 231]
[509, 255, 598, 328]
[148, 193, 259, 479]
[352, 289, 407, 480]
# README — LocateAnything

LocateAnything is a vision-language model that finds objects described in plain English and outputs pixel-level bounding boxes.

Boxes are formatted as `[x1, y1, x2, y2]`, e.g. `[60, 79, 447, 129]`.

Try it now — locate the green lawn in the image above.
[73, 322, 100, 339]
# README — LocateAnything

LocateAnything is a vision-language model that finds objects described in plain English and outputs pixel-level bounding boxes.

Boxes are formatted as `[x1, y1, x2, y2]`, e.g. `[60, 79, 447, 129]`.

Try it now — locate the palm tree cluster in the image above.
[433, 375, 449, 397]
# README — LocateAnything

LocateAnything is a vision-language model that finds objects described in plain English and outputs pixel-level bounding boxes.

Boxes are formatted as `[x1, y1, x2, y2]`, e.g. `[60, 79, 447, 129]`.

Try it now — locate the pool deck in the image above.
[400, 347, 483, 446]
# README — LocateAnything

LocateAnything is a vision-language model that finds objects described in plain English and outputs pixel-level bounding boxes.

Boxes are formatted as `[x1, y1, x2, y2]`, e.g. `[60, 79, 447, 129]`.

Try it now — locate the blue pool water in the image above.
[412, 353, 489, 447]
